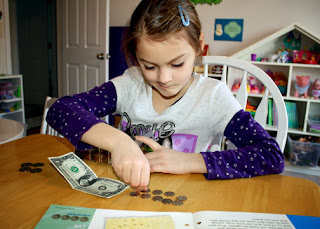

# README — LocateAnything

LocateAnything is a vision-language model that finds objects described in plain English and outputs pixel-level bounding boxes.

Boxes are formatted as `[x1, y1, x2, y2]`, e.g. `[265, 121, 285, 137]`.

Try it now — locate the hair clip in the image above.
[178, 5, 190, 27]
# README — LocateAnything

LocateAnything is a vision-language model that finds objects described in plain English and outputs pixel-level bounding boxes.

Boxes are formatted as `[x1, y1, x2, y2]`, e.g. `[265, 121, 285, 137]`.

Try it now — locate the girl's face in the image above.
[136, 31, 202, 99]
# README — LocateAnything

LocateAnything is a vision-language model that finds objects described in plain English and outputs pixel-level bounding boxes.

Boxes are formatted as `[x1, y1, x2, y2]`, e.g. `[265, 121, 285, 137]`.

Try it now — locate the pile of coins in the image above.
[129, 189, 187, 206]
[51, 214, 89, 222]
[19, 162, 44, 173]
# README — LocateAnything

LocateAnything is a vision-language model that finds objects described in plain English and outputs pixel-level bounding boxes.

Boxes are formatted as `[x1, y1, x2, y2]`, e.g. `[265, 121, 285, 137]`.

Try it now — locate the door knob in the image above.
[97, 53, 104, 60]
[97, 53, 111, 60]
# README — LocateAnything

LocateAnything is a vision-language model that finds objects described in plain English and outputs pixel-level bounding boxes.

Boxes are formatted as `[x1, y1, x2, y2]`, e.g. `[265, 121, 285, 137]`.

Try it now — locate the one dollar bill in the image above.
[49, 152, 128, 198]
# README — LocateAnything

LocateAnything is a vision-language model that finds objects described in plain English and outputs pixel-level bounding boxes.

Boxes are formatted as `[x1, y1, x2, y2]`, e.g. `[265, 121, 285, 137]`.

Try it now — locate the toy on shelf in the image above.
[231, 79, 241, 92]
[292, 49, 320, 64]
[265, 70, 287, 95]
[295, 75, 310, 98]
[245, 101, 256, 118]
[283, 32, 301, 51]
[312, 79, 320, 99]
[247, 76, 260, 94]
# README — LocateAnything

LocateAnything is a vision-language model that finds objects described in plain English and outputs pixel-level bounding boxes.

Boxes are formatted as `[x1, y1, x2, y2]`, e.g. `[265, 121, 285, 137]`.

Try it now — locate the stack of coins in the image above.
[129, 188, 188, 206]
[19, 162, 44, 173]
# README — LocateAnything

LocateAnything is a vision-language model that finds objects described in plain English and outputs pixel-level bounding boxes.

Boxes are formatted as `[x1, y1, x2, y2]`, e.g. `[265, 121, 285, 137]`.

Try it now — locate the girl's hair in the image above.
[123, 0, 202, 66]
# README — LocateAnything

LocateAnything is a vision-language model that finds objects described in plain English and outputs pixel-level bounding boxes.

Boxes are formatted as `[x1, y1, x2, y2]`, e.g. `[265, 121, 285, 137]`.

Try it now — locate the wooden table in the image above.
[0, 134, 319, 228]
[0, 118, 24, 144]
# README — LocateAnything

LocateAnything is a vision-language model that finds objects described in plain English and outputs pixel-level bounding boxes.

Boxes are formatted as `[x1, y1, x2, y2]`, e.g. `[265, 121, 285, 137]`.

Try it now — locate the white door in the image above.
[57, 0, 110, 96]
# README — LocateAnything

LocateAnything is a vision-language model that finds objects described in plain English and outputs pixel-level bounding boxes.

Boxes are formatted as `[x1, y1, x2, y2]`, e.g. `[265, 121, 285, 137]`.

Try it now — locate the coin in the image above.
[80, 216, 89, 222]
[177, 195, 187, 201]
[162, 198, 172, 205]
[152, 196, 163, 201]
[152, 190, 163, 195]
[172, 200, 184, 206]
[21, 163, 33, 167]
[141, 188, 151, 193]
[19, 167, 32, 172]
[164, 191, 175, 197]
[70, 216, 79, 221]
[130, 191, 140, 197]
[140, 193, 151, 199]
[30, 168, 42, 173]
[61, 215, 70, 220]
[51, 214, 61, 219]
[33, 163, 45, 167]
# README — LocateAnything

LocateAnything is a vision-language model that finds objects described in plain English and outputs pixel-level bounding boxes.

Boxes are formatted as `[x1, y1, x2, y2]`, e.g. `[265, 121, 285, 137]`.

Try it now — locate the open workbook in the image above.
[35, 204, 319, 229]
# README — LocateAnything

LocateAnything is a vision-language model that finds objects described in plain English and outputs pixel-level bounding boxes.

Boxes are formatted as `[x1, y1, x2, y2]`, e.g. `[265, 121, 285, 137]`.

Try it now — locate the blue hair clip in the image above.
[178, 5, 190, 27]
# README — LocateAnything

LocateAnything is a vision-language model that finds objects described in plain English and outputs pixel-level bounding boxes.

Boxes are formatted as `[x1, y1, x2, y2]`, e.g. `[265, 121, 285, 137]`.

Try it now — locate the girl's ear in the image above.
[199, 32, 205, 52]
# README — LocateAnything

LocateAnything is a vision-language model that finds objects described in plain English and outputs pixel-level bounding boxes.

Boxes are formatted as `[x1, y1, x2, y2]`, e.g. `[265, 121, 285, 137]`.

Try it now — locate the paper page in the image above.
[89, 209, 194, 229]
[192, 211, 295, 229]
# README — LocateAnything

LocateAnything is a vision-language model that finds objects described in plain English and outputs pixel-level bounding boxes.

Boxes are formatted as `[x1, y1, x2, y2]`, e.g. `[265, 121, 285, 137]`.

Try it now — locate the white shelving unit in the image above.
[0, 75, 25, 124]
[228, 24, 320, 175]
[230, 24, 320, 138]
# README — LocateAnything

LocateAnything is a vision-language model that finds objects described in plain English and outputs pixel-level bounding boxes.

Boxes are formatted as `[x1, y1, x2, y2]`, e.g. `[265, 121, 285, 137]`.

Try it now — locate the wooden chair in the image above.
[40, 96, 63, 137]
[202, 56, 288, 152]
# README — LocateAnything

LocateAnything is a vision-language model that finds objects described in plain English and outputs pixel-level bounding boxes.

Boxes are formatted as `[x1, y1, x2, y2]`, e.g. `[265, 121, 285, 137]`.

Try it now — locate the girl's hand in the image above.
[135, 136, 207, 175]
[110, 134, 150, 191]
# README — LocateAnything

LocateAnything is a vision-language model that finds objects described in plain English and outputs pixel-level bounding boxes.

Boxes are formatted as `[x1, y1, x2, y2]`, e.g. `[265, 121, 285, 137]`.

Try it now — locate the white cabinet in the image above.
[0, 75, 25, 124]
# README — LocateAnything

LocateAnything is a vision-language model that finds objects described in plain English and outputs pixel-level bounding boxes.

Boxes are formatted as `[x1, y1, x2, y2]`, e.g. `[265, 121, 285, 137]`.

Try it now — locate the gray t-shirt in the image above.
[112, 67, 242, 153]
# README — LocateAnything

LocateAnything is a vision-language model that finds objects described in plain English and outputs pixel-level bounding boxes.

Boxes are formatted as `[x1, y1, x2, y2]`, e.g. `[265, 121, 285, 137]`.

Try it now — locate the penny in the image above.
[30, 168, 42, 173]
[80, 216, 89, 222]
[162, 198, 172, 205]
[33, 163, 45, 167]
[152, 190, 163, 195]
[130, 191, 140, 197]
[19, 167, 32, 172]
[70, 216, 79, 221]
[164, 191, 175, 197]
[21, 163, 33, 167]
[61, 215, 70, 220]
[140, 193, 151, 199]
[152, 196, 163, 201]
[172, 200, 184, 206]
[177, 195, 187, 201]
[51, 214, 61, 219]
[141, 188, 151, 193]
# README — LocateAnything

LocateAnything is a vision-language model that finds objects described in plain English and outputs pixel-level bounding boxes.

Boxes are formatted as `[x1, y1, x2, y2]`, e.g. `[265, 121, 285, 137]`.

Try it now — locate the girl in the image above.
[47, 0, 284, 191]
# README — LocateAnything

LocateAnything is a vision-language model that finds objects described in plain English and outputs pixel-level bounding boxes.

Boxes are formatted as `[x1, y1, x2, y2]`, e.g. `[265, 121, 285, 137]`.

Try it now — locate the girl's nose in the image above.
[158, 69, 172, 85]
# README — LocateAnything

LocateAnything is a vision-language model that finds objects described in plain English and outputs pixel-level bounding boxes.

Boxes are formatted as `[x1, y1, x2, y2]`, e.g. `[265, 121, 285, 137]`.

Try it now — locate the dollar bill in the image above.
[49, 152, 128, 198]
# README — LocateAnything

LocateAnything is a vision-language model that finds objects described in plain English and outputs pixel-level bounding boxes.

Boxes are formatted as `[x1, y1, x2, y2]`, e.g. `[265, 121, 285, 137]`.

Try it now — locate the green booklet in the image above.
[35, 204, 320, 229]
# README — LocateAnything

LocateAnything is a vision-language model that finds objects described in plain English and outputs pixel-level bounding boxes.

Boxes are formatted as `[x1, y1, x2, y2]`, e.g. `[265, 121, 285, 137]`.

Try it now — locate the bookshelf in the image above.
[230, 24, 320, 138]
[0, 75, 25, 124]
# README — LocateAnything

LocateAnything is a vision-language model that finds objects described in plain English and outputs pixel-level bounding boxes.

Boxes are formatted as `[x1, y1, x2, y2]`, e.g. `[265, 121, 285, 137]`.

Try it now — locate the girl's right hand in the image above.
[110, 133, 150, 191]
[80, 123, 150, 191]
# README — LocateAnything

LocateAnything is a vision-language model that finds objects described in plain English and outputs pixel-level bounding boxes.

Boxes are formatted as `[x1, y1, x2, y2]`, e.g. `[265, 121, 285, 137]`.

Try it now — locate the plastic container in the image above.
[288, 136, 320, 167]
[308, 119, 320, 133]
[0, 101, 18, 112]
[0, 82, 18, 99]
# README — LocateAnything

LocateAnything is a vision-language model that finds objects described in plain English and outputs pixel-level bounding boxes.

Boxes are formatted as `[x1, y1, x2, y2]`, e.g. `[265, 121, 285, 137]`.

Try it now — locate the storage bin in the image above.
[0, 82, 18, 99]
[0, 101, 18, 112]
[288, 136, 320, 166]
[308, 119, 320, 133]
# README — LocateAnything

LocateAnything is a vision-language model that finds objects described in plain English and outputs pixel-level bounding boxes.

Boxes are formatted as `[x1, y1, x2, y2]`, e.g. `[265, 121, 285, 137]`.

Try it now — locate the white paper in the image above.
[88, 209, 193, 229]
[192, 211, 295, 229]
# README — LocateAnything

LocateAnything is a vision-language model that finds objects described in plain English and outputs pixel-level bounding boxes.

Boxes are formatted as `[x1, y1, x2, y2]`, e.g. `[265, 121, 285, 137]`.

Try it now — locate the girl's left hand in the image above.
[135, 136, 207, 175]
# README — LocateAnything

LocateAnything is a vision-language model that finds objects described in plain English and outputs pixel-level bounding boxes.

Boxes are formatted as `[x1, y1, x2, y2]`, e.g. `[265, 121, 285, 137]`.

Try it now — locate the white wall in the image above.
[110, 0, 320, 56]
[0, 0, 11, 74]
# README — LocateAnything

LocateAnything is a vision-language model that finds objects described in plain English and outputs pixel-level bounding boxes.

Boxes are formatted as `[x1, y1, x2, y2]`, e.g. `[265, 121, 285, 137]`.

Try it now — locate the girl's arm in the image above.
[201, 110, 285, 180]
[46, 81, 150, 190]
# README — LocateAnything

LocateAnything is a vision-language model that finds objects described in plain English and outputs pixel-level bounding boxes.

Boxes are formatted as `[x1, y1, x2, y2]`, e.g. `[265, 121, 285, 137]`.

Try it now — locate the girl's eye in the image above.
[144, 65, 155, 71]
[172, 62, 184, 68]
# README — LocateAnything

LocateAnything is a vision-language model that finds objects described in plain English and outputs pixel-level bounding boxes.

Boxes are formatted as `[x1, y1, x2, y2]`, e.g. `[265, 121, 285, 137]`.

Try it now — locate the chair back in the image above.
[202, 56, 288, 152]
[40, 96, 63, 137]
